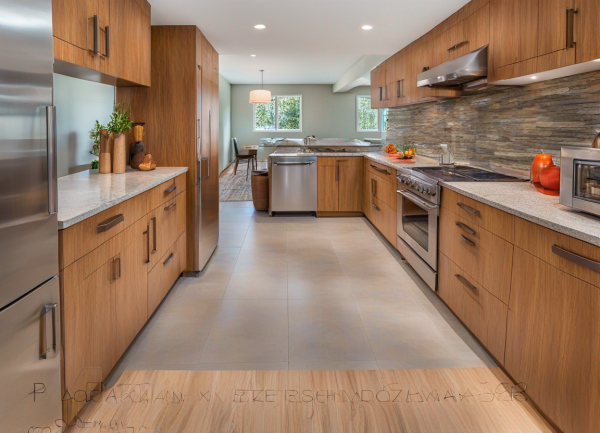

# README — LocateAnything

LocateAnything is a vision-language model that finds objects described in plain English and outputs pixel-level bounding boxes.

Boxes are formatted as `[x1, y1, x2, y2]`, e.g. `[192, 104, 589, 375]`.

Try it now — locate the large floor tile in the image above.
[223, 268, 288, 300]
[287, 269, 352, 299]
[288, 299, 375, 362]
[200, 300, 288, 363]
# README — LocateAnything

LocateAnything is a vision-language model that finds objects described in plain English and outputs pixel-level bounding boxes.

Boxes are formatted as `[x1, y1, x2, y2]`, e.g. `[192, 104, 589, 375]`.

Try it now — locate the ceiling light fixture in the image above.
[249, 70, 272, 104]
[361, 25, 373, 30]
[254, 24, 266, 29]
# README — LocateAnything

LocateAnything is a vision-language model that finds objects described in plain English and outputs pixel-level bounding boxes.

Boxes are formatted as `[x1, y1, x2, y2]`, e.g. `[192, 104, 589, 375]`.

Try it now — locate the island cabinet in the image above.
[438, 187, 600, 433]
[52, 0, 151, 86]
[59, 174, 186, 423]
[317, 157, 363, 215]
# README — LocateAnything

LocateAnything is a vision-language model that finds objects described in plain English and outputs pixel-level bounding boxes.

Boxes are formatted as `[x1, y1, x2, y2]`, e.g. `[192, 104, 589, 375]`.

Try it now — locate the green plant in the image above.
[107, 104, 133, 134]
[89, 120, 105, 156]
[91, 159, 99, 169]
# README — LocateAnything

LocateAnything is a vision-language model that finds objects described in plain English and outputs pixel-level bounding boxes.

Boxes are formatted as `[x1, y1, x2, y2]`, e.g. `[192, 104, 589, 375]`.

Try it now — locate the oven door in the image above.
[396, 188, 438, 271]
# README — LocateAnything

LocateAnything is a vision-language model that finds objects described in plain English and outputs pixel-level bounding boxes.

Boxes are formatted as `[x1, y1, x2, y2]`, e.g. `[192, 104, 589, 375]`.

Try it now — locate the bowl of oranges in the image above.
[384, 144, 417, 163]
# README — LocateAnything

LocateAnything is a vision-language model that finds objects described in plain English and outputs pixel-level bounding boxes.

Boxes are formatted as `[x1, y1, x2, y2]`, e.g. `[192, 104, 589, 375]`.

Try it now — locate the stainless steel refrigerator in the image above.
[0, 0, 62, 430]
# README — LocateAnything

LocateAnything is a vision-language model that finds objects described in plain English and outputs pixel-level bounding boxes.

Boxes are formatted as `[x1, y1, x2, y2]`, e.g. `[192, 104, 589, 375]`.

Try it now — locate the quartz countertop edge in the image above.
[441, 181, 600, 248]
[57, 167, 189, 230]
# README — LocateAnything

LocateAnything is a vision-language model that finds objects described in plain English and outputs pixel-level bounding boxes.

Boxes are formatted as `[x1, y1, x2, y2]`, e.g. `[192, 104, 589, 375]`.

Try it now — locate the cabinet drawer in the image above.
[439, 207, 513, 304]
[370, 172, 397, 212]
[366, 160, 396, 180]
[438, 252, 508, 363]
[148, 233, 186, 317]
[441, 188, 514, 243]
[317, 157, 363, 167]
[148, 174, 186, 212]
[59, 191, 149, 269]
[515, 217, 600, 289]
[371, 196, 397, 245]
[148, 192, 186, 271]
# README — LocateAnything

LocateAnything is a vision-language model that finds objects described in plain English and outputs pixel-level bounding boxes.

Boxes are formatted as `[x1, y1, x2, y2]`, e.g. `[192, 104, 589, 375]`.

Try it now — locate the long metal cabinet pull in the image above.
[163, 253, 174, 266]
[370, 164, 390, 175]
[164, 202, 176, 211]
[164, 184, 177, 194]
[40, 303, 57, 359]
[93, 15, 99, 55]
[208, 110, 211, 179]
[46, 106, 58, 215]
[274, 161, 315, 166]
[151, 217, 157, 253]
[105, 26, 110, 57]
[97, 214, 124, 233]
[335, 165, 339, 182]
[566, 9, 577, 49]
[461, 234, 476, 246]
[552, 245, 600, 273]
[372, 203, 380, 211]
[447, 40, 468, 52]
[455, 274, 476, 291]
[457, 202, 480, 215]
[113, 257, 121, 280]
[455, 221, 476, 235]
[144, 227, 150, 263]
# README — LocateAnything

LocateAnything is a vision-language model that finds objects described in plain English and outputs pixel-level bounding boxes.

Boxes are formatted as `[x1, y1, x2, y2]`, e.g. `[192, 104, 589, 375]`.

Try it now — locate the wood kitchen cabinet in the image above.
[60, 176, 187, 422]
[52, 0, 151, 86]
[317, 157, 363, 214]
[363, 160, 397, 245]
[574, 0, 600, 64]
[370, 63, 387, 109]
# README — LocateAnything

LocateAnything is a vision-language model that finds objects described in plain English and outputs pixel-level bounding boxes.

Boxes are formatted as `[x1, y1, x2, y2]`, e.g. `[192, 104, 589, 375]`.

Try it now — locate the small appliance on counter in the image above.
[560, 147, 600, 217]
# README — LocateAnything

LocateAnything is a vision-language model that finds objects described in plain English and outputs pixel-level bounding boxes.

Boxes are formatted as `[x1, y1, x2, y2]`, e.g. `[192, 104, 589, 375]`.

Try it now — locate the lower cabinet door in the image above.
[338, 165, 362, 212]
[148, 234, 186, 317]
[317, 165, 338, 212]
[438, 252, 508, 363]
[115, 218, 148, 357]
[505, 247, 600, 433]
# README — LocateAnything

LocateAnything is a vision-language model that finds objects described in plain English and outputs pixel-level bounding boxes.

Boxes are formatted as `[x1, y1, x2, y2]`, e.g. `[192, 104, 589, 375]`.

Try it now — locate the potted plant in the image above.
[107, 104, 133, 174]
[89, 120, 105, 157]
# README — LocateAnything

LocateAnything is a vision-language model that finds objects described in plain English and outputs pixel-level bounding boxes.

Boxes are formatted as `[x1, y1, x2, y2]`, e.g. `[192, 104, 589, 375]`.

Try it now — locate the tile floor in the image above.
[108, 201, 495, 383]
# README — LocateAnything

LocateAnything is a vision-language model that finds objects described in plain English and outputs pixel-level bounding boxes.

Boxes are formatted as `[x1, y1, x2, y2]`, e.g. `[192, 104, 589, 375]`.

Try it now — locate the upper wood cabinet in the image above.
[370, 62, 387, 109]
[490, 0, 538, 69]
[574, 0, 600, 63]
[52, 0, 151, 86]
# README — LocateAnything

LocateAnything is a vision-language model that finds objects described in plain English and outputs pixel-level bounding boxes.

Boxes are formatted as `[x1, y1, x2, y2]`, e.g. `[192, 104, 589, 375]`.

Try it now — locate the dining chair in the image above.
[232, 137, 255, 181]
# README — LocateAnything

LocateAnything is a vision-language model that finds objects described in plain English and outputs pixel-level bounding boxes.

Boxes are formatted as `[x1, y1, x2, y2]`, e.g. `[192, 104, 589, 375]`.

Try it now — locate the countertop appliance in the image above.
[396, 169, 441, 291]
[560, 147, 600, 217]
[271, 154, 318, 214]
[417, 46, 488, 88]
[0, 0, 62, 429]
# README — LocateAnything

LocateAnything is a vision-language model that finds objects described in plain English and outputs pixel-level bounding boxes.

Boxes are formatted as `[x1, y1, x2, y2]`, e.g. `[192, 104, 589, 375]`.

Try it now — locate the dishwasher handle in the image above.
[274, 161, 315, 166]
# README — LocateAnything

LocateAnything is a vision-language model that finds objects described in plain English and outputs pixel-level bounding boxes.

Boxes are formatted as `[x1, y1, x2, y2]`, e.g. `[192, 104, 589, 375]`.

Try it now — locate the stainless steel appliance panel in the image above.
[560, 147, 600, 217]
[0, 0, 58, 309]
[0, 276, 61, 431]
[271, 156, 318, 212]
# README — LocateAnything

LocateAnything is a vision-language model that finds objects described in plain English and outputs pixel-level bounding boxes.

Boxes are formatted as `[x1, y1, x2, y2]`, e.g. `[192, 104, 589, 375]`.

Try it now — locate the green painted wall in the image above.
[219, 75, 233, 174]
[230, 84, 380, 146]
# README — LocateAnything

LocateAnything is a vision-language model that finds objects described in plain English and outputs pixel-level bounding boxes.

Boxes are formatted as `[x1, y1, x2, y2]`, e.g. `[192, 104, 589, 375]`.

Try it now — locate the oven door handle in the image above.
[397, 189, 437, 210]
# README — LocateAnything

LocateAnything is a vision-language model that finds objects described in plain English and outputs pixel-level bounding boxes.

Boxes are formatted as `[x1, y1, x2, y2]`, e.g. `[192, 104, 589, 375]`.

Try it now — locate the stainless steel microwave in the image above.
[560, 147, 600, 217]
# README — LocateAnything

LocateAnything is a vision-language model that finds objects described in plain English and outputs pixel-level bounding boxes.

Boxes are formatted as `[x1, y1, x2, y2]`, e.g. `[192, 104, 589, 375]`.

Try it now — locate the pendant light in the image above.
[249, 70, 272, 104]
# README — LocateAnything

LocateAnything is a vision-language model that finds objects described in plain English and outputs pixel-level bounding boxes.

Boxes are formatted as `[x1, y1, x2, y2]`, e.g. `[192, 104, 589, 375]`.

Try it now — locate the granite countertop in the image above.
[442, 181, 600, 247]
[58, 167, 188, 230]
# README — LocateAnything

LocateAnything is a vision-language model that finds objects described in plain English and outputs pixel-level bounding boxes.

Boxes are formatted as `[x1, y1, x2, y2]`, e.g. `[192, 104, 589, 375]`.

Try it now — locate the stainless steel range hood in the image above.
[417, 46, 488, 88]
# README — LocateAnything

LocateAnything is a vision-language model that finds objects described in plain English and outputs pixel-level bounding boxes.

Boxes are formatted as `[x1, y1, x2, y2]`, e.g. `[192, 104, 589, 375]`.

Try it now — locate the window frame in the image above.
[356, 95, 380, 133]
[253, 94, 303, 132]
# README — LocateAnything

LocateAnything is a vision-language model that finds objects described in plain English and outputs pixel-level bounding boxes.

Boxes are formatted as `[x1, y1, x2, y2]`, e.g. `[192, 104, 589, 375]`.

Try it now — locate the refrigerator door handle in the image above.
[207, 110, 211, 180]
[46, 106, 58, 215]
[40, 303, 57, 359]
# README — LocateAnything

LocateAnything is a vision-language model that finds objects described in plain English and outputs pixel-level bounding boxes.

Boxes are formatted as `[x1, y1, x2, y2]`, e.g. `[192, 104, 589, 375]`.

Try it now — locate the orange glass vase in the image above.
[531, 153, 554, 183]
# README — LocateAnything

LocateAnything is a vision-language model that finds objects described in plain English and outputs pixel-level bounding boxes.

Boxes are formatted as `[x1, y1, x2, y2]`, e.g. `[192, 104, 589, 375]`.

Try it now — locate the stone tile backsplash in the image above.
[385, 71, 600, 174]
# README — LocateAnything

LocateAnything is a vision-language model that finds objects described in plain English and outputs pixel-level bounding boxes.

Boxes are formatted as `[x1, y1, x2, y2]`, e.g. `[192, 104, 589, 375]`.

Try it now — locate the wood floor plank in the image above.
[65, 368, 557, 433]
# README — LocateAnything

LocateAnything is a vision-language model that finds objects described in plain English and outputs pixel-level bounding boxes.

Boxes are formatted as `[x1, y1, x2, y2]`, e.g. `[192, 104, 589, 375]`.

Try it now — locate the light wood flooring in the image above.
[67, 367, 556, 433]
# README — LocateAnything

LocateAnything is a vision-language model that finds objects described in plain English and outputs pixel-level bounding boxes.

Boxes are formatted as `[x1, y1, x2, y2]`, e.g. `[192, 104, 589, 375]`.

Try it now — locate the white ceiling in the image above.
[150, 0, 470, 85]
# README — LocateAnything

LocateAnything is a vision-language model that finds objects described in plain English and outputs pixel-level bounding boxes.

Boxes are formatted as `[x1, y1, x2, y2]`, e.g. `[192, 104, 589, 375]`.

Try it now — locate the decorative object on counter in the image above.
[439, 143, 455, 165]
[107, 104, 133, 174]
[89, 120, 105, 157]
[138, 154, 156, 171]
[592, 130, 600, 148]
[531, 152, 558, 196]
[540, 165, 560, 192]
[249, 69, 271, 104]
[90, 159, 99, 170]
[98, 130, 112, 174]
[129, 123, 148, 170]
[251, 170, 269, 210]
[386, 143, 416, 161]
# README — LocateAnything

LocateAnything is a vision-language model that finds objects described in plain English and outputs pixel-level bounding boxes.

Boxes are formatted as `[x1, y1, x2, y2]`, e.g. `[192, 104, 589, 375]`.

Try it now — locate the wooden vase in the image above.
[98, 131, 111, 174]
[112, 133, 127, 174]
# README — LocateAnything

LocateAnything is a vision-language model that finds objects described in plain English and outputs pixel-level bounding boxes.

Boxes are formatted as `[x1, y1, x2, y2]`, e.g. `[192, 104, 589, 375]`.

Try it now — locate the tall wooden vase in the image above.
[112, 133, 127, 174]
[98, 130, 111, 174]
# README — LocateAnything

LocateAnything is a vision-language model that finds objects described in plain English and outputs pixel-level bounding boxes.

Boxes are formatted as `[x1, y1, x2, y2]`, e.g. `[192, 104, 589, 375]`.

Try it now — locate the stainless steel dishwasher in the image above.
[271, 155, 317, 213]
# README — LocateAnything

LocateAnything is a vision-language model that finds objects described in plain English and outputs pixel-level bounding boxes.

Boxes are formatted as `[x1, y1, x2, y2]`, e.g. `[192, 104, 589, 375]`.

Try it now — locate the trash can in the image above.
[251, 170, 269, 211]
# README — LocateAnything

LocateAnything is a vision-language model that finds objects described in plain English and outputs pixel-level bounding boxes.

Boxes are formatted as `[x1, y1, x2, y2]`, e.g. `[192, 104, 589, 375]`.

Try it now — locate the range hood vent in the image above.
[417, 46, 488, 88]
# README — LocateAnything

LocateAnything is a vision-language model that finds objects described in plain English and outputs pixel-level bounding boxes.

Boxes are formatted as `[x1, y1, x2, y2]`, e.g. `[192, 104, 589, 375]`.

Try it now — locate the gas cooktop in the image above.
[414, 166, 526, 182]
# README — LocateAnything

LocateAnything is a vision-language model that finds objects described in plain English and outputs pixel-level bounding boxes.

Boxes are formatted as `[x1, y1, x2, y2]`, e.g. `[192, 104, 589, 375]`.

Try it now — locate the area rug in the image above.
[219, 161, 267, 202]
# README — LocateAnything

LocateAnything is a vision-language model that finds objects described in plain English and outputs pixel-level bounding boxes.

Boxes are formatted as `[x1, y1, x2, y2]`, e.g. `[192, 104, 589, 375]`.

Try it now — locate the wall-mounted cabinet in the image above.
[52, 0, 151, 86]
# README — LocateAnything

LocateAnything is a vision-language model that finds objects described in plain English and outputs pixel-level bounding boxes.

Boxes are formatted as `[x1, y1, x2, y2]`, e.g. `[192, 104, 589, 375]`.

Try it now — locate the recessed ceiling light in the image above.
[254, 24, 266, 29]
[361, 25, 373, 30]
[251, 54, 256, 57]
[531, 76, 537, 80]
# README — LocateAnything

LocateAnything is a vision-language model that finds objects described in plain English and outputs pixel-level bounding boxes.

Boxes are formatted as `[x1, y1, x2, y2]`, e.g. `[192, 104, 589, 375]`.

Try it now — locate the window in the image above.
[381, 108, 388, 132]
[356, 95, 379, 132]
[253, 95, 302, 131]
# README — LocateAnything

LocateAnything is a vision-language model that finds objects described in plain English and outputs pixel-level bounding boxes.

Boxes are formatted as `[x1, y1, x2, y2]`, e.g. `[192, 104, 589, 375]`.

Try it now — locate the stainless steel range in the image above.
[396, 165, 525, 292]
